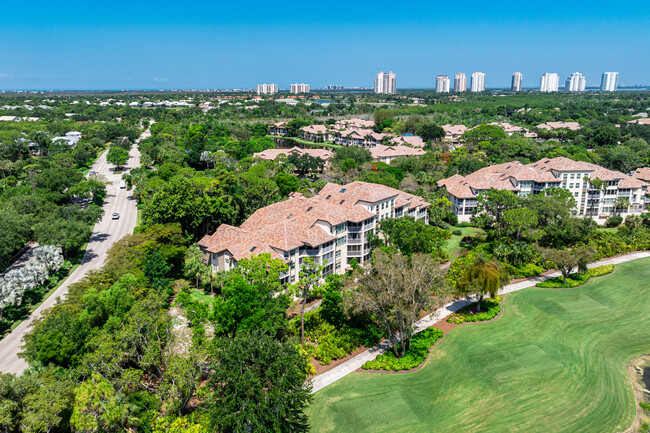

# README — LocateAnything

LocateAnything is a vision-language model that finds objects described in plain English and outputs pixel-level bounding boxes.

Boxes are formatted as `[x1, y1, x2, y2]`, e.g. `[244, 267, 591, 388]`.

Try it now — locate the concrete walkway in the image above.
[311, 251, 650, 393]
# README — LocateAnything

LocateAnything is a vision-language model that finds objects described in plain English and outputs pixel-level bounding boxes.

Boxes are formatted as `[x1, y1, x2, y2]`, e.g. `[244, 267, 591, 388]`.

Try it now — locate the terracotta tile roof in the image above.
[390, 135, 426, 148]
[253, 146, 333, 161]
[315, 181, 430, 210]
[300, 124, 329, 134]
[438, 157, 647, 200]
[627, 118, 650, 125]
[201, 181, 430, 260]
[487, 122, 525, 133]
[370, 144, 426, 159]
[632, 167, 650, 182]
[441, 124, 468, 136]
[536, 121, 582, 131]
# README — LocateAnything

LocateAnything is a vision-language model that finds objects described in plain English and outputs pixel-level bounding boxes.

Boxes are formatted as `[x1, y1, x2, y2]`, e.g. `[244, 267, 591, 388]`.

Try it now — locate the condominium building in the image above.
[290, 83, 310, 94]
[436, 75, 450, 93]
[199, 182, 430, 284]
[566, 72, 586, 92]
[437, 157, 648, 223]
[256, 83, 278, 95]
[454, 73, 467, 92]
[374, 71, 397, 94]
[540, 73, 560, 92]
[470, 72, 486, 92]
[511, 72, 523, 92]
[601, 72, 619, 92]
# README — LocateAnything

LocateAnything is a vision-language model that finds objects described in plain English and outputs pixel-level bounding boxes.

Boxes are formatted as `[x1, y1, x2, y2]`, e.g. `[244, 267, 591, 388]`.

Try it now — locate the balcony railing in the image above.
[347, 237, 363, 244]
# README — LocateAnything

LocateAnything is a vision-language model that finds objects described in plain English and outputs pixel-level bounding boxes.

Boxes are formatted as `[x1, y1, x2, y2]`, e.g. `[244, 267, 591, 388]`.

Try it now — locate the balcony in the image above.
[322, 243, 334, 253]
[348, 225, 362, 232]
[347, 236, 363, 244]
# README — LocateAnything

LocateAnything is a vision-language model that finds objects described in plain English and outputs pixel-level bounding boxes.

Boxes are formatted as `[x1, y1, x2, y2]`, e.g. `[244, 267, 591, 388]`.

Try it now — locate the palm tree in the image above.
[457, 255, 509, 311]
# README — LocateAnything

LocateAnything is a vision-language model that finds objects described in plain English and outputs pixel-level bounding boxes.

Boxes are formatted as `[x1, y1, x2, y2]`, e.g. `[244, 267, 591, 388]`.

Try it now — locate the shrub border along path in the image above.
[535, 264, 614, 288]
[310, 251, 650, 393]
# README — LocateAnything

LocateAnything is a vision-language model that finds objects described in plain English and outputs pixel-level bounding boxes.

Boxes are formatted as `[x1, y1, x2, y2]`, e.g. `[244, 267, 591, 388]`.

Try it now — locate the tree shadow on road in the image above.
[88, 233, 110, 244]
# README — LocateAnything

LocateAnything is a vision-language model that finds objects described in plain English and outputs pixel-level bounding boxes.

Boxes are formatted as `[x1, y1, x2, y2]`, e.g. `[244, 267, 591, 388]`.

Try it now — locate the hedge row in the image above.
[361, 327, 444, 371]
[535, 264, 614, 288]
[447, 296, 501, 324]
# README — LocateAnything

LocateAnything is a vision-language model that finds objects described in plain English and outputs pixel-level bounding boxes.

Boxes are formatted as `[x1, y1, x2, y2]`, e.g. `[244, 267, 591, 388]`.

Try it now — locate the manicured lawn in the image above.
[446, 226, 481, 255]
[596, 227, 619, 233]
[308, 257, 650, 433]
[189, 288, 214, 305]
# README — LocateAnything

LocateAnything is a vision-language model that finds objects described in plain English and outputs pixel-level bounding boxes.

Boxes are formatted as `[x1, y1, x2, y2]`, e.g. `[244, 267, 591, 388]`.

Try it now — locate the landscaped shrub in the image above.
[506, 263, 546, 279]
[535, 264, 614, 288]
[447, 296, 501, 324]
[452, 229, 462, 236]
[640, 401, 650, 414]
[290, 310, 382, 365]
[605, 215, 623, 228]
[361, 327, 444, 371]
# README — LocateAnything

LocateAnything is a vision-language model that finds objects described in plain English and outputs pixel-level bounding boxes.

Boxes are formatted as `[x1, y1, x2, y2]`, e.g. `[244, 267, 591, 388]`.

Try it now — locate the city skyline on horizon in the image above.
[0, 0, 648, 90]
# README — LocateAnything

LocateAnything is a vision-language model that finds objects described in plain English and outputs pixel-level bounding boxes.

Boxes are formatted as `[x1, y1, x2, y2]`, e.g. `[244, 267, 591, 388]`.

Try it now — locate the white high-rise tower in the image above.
[511, 72, 523, 91]
[374, 71, 397, 94]
[436, 75, 450, 93]
[470, 72, 486, 92]
[565, 72, 586, 92]
[540, 73, 560, 92]
[601, 72, 619, 92]
[454, 73, 467, 92]
[290, 83, 310, 94]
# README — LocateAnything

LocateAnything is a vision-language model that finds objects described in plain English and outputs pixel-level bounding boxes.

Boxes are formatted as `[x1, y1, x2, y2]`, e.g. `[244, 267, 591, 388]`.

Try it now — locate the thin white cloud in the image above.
[153, 77, 168, 82]
[0, 74, 11, 78]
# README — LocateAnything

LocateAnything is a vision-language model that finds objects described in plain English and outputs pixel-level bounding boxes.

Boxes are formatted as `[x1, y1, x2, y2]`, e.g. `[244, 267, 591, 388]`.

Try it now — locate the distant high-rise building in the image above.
[256, 83, 278, 95]
[540, 73, 560, 92]
[470, 72, 486, 92]
[290, 83, 310, 94]
[511, 72, 523, 91]
[436, 75, 450, 93]
[601, 72, 619, 92]
[454, 73, 467, 92]
[326, 85, 344, 90]
[374, 71, 397, 94]
[566, 72, 586, 92]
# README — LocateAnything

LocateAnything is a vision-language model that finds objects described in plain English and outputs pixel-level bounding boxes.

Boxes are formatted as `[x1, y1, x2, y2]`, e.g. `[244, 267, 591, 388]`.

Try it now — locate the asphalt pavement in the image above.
[0, 134, 145, 375]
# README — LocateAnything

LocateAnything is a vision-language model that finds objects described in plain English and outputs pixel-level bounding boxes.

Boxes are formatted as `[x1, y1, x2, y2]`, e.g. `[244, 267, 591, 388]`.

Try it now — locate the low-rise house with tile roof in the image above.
[253, 146, 333, 167]
[369, 144, 426, 164]
[536, 121, 582, 131]
[269, 122, 288, 136]
[437, 157, 648, 223]
[199, 181, 430, 284]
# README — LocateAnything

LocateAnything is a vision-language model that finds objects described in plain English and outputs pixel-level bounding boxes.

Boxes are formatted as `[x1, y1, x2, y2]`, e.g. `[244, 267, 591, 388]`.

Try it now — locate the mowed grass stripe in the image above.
[308, 258, 650, 432]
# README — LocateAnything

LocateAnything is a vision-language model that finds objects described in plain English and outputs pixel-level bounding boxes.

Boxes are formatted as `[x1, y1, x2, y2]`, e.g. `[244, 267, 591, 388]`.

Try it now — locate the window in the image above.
[569, 183, 574, 188]
[337, 236, 345, 246]
[336, 250, 341, 257]
[570, 174, 575, 179]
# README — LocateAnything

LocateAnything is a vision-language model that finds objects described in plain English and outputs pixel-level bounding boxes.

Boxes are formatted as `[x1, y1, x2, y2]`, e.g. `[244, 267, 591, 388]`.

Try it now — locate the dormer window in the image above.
[307, 206, 313, 212]
[250, 246, 257, 252]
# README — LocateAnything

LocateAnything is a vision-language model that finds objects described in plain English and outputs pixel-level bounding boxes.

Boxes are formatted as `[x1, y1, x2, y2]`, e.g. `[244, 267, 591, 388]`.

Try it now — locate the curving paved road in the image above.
[0, 131, 147, 375]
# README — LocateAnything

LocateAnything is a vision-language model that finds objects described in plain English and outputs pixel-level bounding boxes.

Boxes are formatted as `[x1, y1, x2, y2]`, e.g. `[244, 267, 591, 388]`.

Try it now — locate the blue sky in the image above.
[1, 0, 648, 90]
